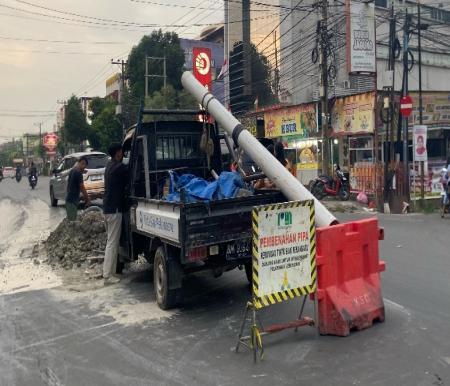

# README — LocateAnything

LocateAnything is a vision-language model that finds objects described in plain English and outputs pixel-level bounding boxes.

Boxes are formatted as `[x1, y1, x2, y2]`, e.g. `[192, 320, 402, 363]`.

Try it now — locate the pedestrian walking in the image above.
[103, 143, 128, 285]
[65, 156, 90, 221]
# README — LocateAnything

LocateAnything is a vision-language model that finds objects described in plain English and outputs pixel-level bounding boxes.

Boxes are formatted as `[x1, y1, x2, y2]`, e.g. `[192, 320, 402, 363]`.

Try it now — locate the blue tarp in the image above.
[165, 171, 244, 202]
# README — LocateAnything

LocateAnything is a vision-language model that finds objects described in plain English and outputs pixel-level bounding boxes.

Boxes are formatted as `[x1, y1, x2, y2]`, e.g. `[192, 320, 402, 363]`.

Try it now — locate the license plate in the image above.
[225, 240, 251, 260]
[90, 175, 103, 181]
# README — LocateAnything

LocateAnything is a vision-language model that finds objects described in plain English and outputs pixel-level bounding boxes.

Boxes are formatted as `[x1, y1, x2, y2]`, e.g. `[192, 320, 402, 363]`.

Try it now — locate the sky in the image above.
[0, 0, 224, 143]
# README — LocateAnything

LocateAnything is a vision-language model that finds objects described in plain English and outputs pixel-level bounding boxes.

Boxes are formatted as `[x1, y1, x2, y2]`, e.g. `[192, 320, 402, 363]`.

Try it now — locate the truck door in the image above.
[119, 135, 150, 260]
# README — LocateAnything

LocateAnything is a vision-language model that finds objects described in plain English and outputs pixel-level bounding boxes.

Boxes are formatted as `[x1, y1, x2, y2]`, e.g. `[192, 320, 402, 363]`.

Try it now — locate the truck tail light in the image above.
[187, 246, 207, 262]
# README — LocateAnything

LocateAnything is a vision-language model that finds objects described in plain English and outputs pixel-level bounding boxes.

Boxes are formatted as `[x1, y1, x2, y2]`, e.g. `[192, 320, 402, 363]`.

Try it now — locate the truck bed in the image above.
[132, 191, 285, 260]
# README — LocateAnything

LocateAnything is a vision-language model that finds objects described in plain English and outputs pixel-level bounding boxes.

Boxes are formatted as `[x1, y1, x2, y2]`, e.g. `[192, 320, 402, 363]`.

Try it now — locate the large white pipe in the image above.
[181, 71, 337, 227]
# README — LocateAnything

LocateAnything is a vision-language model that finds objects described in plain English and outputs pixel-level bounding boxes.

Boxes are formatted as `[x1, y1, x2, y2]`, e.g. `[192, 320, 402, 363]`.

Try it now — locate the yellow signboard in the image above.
[252, 200, 317, 309]
[409, 91, 450, 128]
[264, 104, 317, 138]
[331, 92, 375, 134]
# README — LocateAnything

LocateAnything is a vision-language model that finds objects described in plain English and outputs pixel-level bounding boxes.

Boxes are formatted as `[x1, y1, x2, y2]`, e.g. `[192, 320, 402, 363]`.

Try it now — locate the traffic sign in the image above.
[400, 95, 413, 117]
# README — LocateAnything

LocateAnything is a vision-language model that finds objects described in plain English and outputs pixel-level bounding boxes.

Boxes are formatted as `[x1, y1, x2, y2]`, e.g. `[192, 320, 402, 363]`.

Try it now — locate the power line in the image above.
[0, 35, 126, 44]
[0, 48, 120, 55]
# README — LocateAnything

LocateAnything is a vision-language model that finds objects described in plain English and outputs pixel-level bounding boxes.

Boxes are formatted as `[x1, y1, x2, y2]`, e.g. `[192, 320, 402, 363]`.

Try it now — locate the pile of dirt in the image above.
[45, 210, 106, 270]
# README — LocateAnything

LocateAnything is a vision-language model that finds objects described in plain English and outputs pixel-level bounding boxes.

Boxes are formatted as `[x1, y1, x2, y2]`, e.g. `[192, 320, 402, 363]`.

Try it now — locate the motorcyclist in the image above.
[28, 162, 38, 185]
[16, 165, 21, 177]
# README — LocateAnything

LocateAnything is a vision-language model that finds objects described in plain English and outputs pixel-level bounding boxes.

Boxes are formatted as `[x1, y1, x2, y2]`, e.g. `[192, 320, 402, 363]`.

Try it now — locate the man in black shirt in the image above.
[65, 156, 90, 221]
[103, 143, 128, 284]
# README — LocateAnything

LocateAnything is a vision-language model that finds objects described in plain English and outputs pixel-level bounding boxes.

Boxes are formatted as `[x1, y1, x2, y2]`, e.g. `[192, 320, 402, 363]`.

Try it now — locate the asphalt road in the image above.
[0, 177, 449, 386]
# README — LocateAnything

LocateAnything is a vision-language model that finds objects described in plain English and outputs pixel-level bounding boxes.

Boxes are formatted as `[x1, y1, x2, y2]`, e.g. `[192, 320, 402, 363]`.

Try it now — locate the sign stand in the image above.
[235, 200, 317, 362]
[235, 297, 314, 362]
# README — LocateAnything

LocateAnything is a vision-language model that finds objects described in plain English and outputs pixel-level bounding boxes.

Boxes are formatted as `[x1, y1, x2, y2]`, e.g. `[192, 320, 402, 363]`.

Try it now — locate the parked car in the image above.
[49, 151, 108, 207]
[2, 166, 15, 179]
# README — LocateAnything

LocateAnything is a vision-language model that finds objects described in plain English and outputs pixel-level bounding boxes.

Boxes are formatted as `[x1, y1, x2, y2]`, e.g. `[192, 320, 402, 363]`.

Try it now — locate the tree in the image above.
[229, 41, 277, 114]
[127, 30, 185, 102]
[88, 98, 122, 152]
[63, 95, 89, 148]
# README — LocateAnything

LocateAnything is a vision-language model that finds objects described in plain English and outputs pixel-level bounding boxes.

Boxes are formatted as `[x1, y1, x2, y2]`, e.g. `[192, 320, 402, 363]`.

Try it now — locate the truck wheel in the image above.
[244, 262, 253, 284]
[154, 246, 180, 310]
[50, 187, 58, 207]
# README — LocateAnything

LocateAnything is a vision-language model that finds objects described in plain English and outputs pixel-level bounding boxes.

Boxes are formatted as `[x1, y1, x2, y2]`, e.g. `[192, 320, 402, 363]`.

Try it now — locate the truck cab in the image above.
[120, 109, 284, 309]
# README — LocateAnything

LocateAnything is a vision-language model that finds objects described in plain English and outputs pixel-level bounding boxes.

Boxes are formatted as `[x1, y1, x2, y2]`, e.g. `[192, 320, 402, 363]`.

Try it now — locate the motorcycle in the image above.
[311, 164, 350, 201]
[29, 175, 37, 190]
[15, 172, 22, 182]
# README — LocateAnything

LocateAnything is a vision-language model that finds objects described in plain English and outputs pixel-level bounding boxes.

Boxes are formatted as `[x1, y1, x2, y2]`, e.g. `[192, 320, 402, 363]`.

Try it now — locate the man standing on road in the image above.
[65, 156, 90, 221]
[103, 143, 128, 285]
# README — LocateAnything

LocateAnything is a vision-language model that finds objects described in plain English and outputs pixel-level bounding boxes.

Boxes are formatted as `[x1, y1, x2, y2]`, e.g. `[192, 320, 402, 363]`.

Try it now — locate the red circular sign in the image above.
[43, 133, 59, 152]
[400, 95, 413, 117]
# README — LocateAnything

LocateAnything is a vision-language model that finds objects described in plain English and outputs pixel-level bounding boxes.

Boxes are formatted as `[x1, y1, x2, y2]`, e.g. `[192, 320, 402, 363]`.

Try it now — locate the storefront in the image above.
[263, 103, 319, 185]
[408, 91, 450, 199]
[331, 92, 378, 193]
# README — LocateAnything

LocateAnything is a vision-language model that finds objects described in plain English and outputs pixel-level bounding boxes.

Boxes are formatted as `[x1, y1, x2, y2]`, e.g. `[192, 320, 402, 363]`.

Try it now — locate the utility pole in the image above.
[34, 122, 42, 159]
[111, 59, 128, 136]
[320, 0, 330, 174]
[417, 0, 425, 200]
[145, 56, 167, 106]
[402, 11, 411, 198]
[389, 8, 396, 164]
[383, 4, 396, 205]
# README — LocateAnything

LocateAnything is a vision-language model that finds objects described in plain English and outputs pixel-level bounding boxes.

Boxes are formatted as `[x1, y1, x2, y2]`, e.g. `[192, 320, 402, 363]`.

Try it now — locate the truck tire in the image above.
[154, 246, 181, 310]
[244, 262, 252, 284]
[50, 187, 58, 207]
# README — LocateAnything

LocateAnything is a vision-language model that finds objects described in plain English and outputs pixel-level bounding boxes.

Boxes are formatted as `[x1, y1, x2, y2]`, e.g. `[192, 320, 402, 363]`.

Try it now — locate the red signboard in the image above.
[192, 47, 212, 90]
[43, 132, 59, 152]
[400, 95, 413, 117]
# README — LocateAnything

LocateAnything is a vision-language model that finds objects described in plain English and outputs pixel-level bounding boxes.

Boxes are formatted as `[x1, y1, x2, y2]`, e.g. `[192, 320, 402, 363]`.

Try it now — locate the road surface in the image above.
[0, 177, 449, 386]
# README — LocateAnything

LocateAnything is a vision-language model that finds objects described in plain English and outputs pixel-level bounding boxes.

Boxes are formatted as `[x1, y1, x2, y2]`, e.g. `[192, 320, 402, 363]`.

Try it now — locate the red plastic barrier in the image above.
[314, 218, 386, 336]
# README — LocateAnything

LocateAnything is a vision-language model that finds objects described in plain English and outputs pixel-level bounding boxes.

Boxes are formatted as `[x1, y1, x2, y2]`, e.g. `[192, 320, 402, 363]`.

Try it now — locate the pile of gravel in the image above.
[45, 210, 106, 270]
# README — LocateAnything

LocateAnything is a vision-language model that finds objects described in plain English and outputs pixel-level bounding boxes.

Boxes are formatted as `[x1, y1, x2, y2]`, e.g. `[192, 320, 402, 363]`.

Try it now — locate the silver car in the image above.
[49, 151, 108, 207]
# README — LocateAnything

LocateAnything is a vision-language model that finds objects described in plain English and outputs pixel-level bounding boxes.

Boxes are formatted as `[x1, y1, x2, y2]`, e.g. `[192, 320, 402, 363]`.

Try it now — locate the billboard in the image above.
[192, 47, 212, 90]
[264, 104, 317, 138]
[346, 0, 376, 73]
[331, 92, 375, 135]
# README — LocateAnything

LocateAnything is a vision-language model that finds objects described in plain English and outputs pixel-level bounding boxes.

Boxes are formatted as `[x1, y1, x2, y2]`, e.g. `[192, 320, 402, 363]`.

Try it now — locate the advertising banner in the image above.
[332, 92, 375, 135]
[413, 125, 427, 162]
[346, 0, 376, 73]
[252, 200, 316, 309]
[264, 104, 317, 138]
[192, 47, 212, 90]
[409, 92, 450, 128]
